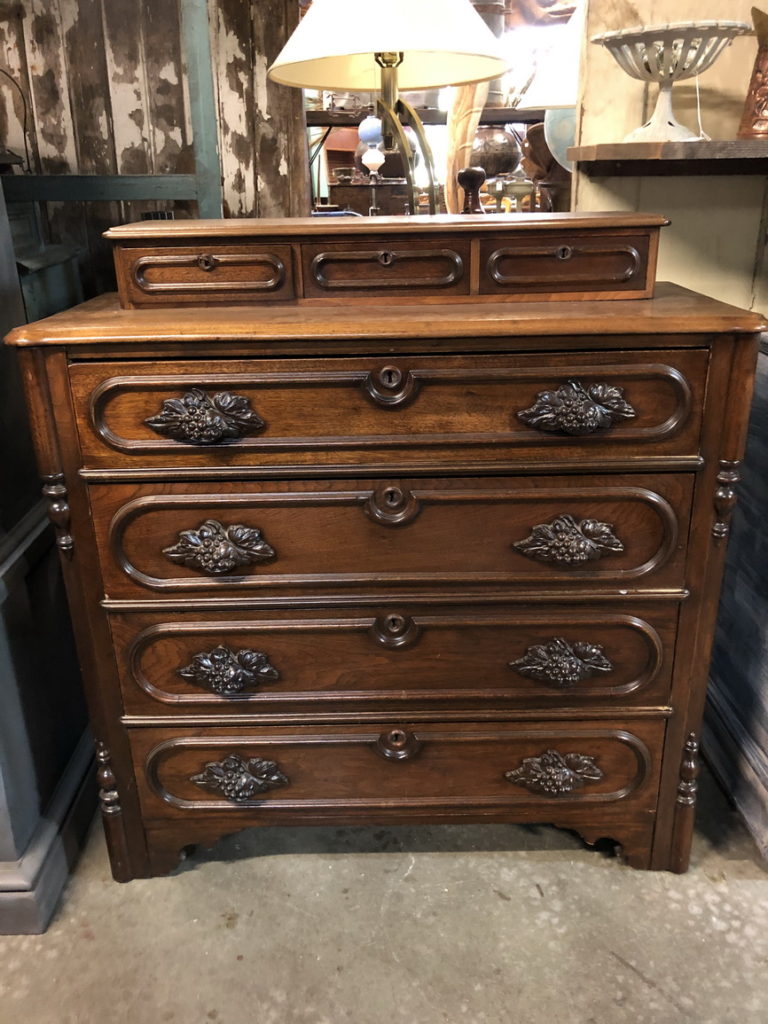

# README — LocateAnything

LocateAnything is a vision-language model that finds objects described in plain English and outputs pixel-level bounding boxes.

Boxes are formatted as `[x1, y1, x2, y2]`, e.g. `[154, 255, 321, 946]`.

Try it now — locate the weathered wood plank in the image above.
[58, 0, 121, 294]
[22, 0, 78, 173]
[141, 0, 188, 173]
[251, 0, 310, 217]
[210, 0, 257, 216]
[59, 0, 116, 173]
[0, 1, 38, 171]
[100, 0, 151, 175]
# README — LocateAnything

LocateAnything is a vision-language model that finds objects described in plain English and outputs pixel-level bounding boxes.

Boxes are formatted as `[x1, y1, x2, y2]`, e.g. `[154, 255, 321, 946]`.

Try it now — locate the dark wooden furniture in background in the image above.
[5, 215, 764, 879]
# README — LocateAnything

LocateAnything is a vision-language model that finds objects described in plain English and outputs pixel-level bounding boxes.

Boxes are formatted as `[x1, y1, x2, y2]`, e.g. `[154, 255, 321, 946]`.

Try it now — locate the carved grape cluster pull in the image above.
[505, 749, 604, 795]
[513, 514, 624, 567]
[190, 754, 288, 802]
[163, 519, 275, 575]
[518, 380, 636, 436]
[145, 388, 264, 445]
[179, 645, 279, 695]
[510, 637, 613, 688]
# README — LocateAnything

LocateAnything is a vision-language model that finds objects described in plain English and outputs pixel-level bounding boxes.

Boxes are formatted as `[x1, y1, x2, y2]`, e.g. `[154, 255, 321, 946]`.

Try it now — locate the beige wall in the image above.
[574, 0, 767, 311]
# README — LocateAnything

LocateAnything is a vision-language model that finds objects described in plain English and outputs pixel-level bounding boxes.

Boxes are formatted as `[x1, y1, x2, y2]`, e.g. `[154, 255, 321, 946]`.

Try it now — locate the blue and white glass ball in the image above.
[358, 115, 383, 146]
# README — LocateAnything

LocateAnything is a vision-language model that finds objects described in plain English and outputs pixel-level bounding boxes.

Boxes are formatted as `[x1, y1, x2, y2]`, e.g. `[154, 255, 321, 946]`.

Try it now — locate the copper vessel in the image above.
[739, 7, 768, 139]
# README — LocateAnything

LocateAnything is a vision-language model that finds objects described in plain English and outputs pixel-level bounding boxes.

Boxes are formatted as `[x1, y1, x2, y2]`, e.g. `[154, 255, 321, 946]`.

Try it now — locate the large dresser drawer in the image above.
[70, 349, 707, 471]
[90, 474, 693, 598]
[130, 720, 664, 822]
[111, 601, 679, 717]
[113, 243, 295, 307]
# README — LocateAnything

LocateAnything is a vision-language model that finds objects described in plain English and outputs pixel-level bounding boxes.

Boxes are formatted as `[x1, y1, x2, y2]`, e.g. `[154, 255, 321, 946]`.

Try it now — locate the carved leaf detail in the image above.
[513, 513, 624, 566]
[163, 519, 275, 575]
[179, 645, 280, 695]
[505, 749, 604, 795]
[518, 380, 636, 436]
[190, 753, 288, 802]
[145, 389, 264, 445]
[509, 637, 613, 688]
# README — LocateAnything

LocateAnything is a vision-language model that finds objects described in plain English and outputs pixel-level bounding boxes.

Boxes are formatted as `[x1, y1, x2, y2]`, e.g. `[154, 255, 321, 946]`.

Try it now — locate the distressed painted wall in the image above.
[209, 0, 308, 217]
[0, 0, 307, 293]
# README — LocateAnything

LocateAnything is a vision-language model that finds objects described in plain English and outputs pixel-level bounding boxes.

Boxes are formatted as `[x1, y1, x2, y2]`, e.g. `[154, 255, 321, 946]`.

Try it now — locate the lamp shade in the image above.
[268, 0, 509, 92]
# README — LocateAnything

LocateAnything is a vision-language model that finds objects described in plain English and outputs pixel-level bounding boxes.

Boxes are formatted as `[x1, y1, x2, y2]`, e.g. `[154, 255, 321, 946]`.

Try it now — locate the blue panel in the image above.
[1, 175, 199, 203]
[180, 0, 224, 218]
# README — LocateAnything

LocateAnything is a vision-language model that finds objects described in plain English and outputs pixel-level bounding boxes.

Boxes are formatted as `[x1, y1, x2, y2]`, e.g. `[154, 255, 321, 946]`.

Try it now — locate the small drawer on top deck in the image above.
[69, 349, 708, 472]
[113, 243, 295, 307]
[479, 231, 656, 299]
[301, 237, 471, 298]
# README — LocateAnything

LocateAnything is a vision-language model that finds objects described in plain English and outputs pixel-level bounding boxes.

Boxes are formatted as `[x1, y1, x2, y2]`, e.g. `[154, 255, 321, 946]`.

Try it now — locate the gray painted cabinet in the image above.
[0, 187, 94, 933]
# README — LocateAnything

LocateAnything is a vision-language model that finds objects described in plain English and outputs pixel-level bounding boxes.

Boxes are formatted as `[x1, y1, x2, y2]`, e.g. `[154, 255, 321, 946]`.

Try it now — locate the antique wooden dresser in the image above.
[6, 214, 764, 879]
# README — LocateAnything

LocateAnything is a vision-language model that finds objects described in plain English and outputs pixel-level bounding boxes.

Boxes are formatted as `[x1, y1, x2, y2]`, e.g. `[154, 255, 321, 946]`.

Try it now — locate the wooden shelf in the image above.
[307, 107, 546, 128]
[567, 140, 768, 176]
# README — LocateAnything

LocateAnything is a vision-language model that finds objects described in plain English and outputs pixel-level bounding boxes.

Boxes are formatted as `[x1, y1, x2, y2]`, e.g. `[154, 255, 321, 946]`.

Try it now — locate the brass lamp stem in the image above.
[376, 52, 402, 150]
[374, 50, 438, 215]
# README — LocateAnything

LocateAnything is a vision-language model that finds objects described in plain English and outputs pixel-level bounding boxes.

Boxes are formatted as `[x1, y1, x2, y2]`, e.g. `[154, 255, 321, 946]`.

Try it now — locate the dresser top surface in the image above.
[104, 212, 669, 241]
[6, 282, 764, 348]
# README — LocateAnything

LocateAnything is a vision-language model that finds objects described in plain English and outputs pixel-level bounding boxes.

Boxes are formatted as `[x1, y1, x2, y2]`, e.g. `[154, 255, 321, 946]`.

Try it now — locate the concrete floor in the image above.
[1, 767, 767, 1024]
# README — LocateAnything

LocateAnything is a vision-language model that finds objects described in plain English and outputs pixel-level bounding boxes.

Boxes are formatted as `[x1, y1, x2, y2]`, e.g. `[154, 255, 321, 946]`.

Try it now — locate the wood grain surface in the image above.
[88, 474, 692, 599]
[7, 283, 766, 348]
[6, 226, 762, 879]
[109, 600, 679, 718]
[69, 349, 707, 471]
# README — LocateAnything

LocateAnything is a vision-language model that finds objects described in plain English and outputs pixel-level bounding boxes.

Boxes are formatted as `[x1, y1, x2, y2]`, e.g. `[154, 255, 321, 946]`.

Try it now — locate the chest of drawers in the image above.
[7, 216, 764, 880]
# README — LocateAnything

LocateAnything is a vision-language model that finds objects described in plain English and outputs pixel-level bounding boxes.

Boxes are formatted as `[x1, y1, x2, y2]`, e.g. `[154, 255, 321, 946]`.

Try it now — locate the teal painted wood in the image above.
[1, 175, 199, 204]
[180, 0, 224, 219]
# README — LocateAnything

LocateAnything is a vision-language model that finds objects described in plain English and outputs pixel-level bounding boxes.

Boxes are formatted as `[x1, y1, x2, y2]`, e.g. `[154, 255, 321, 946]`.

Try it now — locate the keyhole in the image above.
[197, 253, 217, 272]
[556, 245, 573, 261]
[388, 729, 407, 747]
[383, 486, 403, 508]
[379, 366, 402, 389]
[386, 614, 406, 634]
[378, 250, 394, 266]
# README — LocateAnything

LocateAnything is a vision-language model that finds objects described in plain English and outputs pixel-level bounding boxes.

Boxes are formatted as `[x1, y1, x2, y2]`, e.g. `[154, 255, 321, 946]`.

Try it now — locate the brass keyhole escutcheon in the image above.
[197, 253, 218, 272]
[380, 365, 403, 390]
[376, 727, 421, 761]
[378, 250, 394, 266]
[556, 245, 573, 261]
[362, 365, 417, 409]
[383, 486, 404, 509]
[365, 485, 420, 527]
[386, 613, 406, 634]
[370, 612, 420, 649]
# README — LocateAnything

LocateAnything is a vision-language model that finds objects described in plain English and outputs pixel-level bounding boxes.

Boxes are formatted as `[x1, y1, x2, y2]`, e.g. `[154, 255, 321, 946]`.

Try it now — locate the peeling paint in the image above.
[158, 60, 178, 86]
[1, 0, 308, 239]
